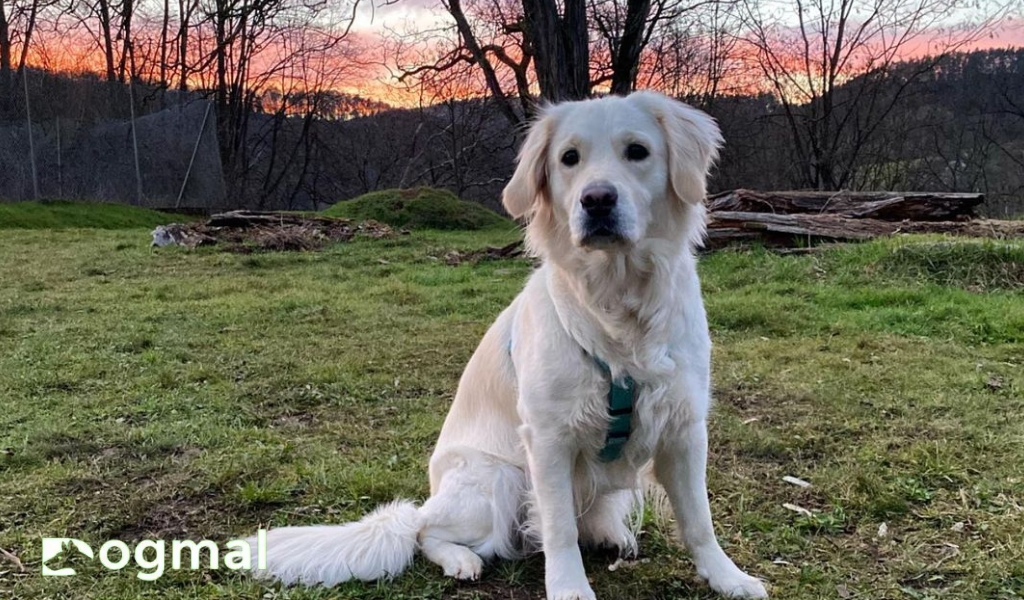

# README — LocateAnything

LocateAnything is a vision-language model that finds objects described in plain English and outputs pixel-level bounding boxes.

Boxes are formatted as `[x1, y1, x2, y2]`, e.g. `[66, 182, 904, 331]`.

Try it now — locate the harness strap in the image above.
[591, 356, 636, 463]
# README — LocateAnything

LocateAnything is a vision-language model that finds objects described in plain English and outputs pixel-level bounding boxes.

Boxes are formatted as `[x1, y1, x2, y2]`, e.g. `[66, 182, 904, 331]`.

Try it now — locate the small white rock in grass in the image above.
[782, 503, 813, 517]
[877, 522, 888, 538]
[951, 521, 965, 532]
[782, 476, 811, 488]
[608, 558, 645, 572]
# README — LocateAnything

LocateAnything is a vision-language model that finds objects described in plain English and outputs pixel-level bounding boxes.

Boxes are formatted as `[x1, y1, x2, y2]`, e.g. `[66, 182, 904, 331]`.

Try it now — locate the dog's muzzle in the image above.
[580, 183, 624, 246]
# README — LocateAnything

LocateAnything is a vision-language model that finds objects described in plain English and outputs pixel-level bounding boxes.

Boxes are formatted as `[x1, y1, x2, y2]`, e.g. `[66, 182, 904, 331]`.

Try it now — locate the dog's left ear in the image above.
[635, 92, 723, 205]
[502, 112, 554, 220]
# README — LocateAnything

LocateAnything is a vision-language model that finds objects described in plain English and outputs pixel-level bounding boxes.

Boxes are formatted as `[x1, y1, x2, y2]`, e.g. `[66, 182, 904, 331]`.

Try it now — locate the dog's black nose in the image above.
[581, 184, 618, 218]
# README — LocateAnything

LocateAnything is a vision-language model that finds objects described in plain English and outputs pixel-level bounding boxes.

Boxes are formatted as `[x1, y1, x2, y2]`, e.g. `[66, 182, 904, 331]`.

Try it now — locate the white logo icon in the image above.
[41, 538, 95, 576]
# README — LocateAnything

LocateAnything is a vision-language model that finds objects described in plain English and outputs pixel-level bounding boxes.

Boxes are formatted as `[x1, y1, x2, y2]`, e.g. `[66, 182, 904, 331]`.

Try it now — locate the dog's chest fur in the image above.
[543, 256, 711, 491]
[563, 347, 704, 491]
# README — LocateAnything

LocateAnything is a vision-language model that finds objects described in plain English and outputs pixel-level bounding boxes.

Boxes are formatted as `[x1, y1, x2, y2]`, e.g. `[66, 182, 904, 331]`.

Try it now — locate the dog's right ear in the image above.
[502, 114, 553, 220]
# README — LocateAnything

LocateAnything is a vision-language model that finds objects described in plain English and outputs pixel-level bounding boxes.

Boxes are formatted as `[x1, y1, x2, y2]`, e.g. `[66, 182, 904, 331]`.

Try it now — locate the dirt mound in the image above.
[324, 187, 511, 231]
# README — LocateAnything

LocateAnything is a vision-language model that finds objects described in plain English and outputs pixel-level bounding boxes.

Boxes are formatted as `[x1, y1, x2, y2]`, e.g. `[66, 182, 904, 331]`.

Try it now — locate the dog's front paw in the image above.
[706, 570, 768, 599]
[693, 546, 768, 598]
[545, 565, 596, 600]
[545, 547, 596, 600]
[546, 585, 597, 600]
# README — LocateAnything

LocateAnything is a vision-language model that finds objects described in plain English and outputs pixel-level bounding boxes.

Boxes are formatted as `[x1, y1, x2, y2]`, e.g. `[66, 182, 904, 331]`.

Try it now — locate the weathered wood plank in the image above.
[705, 211, 1024, 248]
[707, 189, 984, 221]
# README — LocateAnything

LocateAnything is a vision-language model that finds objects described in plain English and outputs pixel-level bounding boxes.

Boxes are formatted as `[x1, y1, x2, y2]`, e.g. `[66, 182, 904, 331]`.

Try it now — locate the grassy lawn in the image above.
[1, 224, 1022, 599]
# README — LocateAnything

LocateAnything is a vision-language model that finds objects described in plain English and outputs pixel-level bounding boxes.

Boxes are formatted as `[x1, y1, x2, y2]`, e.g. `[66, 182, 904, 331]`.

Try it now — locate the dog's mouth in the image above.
[580, 220, 626, 248]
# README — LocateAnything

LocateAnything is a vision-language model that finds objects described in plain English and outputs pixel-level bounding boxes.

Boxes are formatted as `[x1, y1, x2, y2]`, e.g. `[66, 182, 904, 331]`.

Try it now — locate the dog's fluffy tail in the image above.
[250, 500, 422, 586]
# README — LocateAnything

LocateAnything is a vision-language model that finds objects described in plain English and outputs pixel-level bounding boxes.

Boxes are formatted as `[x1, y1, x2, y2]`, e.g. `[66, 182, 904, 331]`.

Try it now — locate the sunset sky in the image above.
[343, 0, 1024, 103]
[16, 0, 1024, 107]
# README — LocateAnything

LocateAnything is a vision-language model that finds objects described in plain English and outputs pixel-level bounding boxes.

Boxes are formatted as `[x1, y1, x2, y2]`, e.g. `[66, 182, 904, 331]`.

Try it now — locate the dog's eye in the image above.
[625, 143, 649, 161]
[561, 149, 580, 167]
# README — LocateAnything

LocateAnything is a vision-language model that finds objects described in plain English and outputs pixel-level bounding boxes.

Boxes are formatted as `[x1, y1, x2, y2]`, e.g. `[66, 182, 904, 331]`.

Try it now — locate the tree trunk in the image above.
[16, 0, 39, 73]
[177, 0, 189, 91]
[609, 0, 651, 95]
[521, 0, 588, 101]
[562, 0, 589, 100]
[118, 0, 134, 82]
[160, 0, 170, 86]
[97, 0, 117, 82]
[445, 0, 521, 126]
[706, 211, 1024, 248]
[0, 1, 11, 116]
[215, 0, 227, 112]
[214, 0, 232, 168]
[706, 190, 985, 222]
[0, 2, 9, 74]
[521, 0, 565, 100]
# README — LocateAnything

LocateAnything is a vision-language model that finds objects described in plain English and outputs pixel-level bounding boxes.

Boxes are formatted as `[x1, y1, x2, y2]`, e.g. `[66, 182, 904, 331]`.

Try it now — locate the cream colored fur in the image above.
[247, 91, 768, 600]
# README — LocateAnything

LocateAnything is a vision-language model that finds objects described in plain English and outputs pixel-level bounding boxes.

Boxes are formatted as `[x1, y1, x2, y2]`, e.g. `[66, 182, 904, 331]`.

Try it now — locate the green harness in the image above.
[509, 341, 637, 462]
[591, 356, 638, 462]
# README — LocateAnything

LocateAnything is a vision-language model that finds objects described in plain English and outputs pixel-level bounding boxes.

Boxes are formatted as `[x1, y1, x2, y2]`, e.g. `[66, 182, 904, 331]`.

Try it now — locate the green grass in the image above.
[0, 201, 195, 229]
[1, 229, 1023, 600]
[874, 240, 1024, 291]
[324, 188, 512, 231]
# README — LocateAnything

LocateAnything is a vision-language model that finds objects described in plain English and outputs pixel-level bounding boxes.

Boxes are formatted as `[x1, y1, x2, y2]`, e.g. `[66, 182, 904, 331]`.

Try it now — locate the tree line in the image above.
[0, 0, 1020, 215]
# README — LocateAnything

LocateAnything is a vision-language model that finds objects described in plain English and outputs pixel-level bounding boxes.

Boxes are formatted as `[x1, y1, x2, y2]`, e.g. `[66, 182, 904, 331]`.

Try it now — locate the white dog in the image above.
[249, 91, 768, 599]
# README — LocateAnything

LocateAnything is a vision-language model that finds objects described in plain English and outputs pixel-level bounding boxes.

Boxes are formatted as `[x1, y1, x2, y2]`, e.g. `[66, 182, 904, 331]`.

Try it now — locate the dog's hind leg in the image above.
[419, 449, 526, 580]
[418, 483, 488, 581]
[419, 535, 485, 580]
[578, 489, 641, 557]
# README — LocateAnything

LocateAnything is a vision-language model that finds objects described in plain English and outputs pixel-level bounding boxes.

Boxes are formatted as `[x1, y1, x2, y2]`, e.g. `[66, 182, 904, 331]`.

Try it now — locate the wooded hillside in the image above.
[2, 49, 1023, 216]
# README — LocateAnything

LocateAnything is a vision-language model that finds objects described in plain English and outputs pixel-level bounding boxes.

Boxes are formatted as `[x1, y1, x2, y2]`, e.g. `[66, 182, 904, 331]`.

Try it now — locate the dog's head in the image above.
[503, 91, 722, 259]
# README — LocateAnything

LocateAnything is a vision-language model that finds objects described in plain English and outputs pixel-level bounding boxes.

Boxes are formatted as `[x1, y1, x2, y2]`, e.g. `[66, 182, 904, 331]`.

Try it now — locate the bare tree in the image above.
[12, 0, 39, 73]
[393, 0, 729, 126]
[590, 0, 729, 95]
[1, 0, 45, 113]
[86, 0, 119, 81]
[636, 0, 748, 108]
[389, 0, 534, 126]
[0, 3, 9, 75]
[399, 67, 517, 197]
[253, 25, 365, 208]
[741, 0, 1005, 190]
[0, 1, 14, 115]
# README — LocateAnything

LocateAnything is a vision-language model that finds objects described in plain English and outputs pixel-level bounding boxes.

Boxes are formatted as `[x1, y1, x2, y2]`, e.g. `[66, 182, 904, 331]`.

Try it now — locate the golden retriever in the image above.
[249, 91, 768, 599]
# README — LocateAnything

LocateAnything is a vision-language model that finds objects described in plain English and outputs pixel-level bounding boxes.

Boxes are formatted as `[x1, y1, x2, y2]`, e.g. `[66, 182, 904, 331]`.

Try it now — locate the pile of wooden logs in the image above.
[442, 240, 524, 265]
[152, 210, 396, 251]
[704, 189, 1023, 248]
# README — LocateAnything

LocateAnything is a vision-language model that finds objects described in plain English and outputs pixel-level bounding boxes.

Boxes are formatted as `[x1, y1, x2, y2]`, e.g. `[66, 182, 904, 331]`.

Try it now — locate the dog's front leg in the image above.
[520, 424, 596, 600]
[654, 420, 768, 599]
